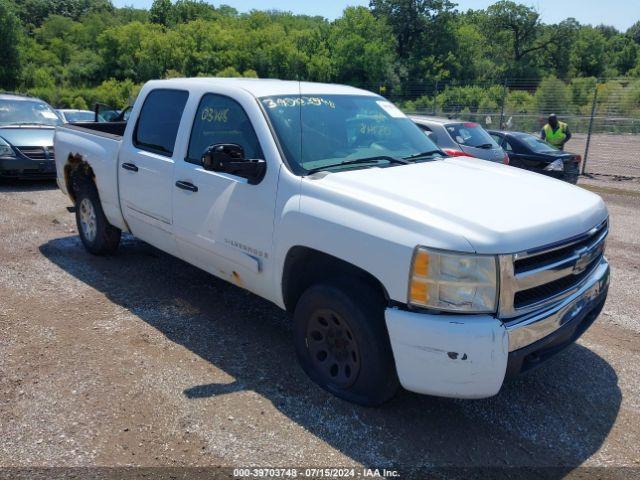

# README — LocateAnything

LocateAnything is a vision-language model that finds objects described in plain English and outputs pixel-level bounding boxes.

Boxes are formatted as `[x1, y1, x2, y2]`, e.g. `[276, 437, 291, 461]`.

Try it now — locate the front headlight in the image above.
[0, 137, 15, 158]
[408, 247, 498, 313]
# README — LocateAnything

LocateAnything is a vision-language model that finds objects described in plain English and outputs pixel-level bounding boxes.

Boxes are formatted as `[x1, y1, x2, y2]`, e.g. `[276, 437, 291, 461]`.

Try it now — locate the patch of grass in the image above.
[580, 183, 640, 199]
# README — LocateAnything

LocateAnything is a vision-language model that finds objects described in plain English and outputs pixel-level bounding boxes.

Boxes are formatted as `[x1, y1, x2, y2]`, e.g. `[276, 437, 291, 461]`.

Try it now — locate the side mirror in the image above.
[201, 143, 266, 185]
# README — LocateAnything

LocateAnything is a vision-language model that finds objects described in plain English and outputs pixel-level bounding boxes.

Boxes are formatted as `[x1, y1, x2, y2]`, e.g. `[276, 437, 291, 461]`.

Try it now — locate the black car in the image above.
[0, 93, 61, 179]
[488, 130, 581, 184]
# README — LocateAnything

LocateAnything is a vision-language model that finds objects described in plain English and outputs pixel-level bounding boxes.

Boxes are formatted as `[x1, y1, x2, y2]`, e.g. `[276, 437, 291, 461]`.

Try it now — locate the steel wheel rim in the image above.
[79, 198, 97, 242]
[306, 308, 361, 388]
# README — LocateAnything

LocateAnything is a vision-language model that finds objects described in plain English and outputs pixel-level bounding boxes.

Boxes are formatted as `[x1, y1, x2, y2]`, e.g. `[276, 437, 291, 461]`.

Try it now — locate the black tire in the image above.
[74, 177, 121, 255]
[293, 279, 399, 406]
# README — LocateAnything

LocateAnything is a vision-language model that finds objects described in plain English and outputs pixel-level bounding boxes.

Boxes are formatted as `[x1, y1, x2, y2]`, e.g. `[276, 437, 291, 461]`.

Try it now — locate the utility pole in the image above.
[432, 80, 439, 115]
[499, 77, 508, 129]
[582, 82, 599, 175]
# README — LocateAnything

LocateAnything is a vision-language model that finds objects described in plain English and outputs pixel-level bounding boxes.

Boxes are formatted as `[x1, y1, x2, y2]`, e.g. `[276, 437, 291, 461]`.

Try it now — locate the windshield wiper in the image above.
[403, 149, 446, 160]
[474, 143, 494, 149]
[306, 155, 409, 175]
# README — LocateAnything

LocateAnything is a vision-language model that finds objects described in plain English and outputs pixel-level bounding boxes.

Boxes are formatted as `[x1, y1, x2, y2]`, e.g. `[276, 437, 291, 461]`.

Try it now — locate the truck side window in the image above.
[133, 89, 189, 157]
[186, 94, 263, 164]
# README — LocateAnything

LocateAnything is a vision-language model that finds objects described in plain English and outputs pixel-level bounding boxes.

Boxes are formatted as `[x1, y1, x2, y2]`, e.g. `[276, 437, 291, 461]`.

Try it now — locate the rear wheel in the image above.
[293, 280, 399, 406]
[74, 178, 121, 255]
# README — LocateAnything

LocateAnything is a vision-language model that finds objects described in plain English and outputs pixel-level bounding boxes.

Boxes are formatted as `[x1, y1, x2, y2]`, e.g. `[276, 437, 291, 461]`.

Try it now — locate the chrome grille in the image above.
[16, 146, 45, 160]
[499, 219, 608, 318]
[16, 146, 54, 161]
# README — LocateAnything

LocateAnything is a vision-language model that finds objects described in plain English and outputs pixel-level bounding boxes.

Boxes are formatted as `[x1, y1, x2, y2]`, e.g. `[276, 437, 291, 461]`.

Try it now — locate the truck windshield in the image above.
[260, 94, 443, 174]
[0, 99, 61, 127]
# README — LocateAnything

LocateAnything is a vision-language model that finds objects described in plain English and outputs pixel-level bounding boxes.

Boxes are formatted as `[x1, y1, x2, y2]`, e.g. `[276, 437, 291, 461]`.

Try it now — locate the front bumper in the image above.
[0, 156, 57, 179]
[385, 257, 610, 399]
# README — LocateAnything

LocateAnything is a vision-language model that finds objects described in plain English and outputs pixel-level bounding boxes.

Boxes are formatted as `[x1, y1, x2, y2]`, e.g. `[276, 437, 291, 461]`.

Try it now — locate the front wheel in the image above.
[293, 280, 399, 406]
[74, 179, 121, 255]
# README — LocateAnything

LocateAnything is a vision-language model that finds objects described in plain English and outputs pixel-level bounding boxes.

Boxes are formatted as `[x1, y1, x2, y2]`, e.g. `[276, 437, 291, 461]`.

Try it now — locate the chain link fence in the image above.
[370, 78, 640, 178]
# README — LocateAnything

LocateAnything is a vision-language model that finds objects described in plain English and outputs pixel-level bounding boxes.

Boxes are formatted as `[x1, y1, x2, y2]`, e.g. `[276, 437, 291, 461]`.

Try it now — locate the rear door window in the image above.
[134, 89, 189, 157]
[446, 123, 499, 149]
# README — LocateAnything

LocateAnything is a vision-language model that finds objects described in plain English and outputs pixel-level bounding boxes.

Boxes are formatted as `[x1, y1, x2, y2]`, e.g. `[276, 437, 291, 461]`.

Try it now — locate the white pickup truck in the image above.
[54, 78, 610, 406]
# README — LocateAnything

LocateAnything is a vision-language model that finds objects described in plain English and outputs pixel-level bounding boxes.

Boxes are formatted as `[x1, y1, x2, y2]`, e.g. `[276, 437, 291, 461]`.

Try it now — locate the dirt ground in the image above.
[0, 175, 639, 477]
[569, 133, 640, 178]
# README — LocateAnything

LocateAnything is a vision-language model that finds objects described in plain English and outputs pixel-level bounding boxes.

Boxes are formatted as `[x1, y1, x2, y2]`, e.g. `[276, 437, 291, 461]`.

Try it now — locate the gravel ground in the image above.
[0, 176, 639, 476]
[569, 133, 640, 178]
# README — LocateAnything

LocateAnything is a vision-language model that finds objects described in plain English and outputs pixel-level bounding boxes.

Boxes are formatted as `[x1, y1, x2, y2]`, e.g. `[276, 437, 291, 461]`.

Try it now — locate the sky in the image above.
[111, 0, 640, 31]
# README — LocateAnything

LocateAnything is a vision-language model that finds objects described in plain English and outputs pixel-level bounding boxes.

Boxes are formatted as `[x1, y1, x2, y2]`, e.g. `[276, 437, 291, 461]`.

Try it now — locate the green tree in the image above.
[570, 27, 607, 77]
[608, 35, 639, 76]
[370, 0, 457, 94]
[595, 24, 619, 40]
[628, 21, 640, 44]
[485, 1, 553, 67]
[0, 0, 22, 90]
[535, 76, 570, 114]
[14, 0, 114, 29]
[329, 7, 396, 88]
[452, 15, 502, 82]
[171, 0, 217, 24]
[370, 0, 455, 60]
[544, 18, 580, 80]
[71, 96, 88, 109]
[149, 0, 172, 26]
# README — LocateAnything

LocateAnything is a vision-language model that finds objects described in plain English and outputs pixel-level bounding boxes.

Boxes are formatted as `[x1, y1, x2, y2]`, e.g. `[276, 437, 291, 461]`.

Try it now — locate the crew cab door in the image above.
[172, 90, 279, 299]
[118, 89, 189, 253]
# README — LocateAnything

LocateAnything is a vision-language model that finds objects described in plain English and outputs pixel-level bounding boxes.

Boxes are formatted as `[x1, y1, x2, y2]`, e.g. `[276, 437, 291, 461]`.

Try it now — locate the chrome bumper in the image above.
[505, 257, 610, 352]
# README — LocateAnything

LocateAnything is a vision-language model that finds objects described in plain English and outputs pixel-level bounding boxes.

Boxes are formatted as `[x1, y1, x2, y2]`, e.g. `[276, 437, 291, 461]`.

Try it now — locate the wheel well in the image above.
[64, 153, 95, 203]
[282, 246, 390, 313]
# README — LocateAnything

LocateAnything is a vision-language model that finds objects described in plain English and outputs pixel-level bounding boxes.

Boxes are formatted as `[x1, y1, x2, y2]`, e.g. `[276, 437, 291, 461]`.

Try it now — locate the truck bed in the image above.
[54, 121, 128, 232]
[65, 121, 127, 138]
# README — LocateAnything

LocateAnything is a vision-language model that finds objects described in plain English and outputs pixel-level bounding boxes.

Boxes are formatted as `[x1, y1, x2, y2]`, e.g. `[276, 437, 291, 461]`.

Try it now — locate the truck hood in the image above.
[314, 157, 607, 254]
[0, 126, 55, 147]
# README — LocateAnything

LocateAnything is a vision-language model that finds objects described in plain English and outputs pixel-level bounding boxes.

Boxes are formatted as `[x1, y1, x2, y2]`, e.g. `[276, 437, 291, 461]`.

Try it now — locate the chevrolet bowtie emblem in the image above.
[573, 247, 592, 274]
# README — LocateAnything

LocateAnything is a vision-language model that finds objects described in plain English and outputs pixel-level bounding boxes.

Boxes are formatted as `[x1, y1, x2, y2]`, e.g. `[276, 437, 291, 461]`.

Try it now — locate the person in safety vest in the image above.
[541, 114, 572, 150]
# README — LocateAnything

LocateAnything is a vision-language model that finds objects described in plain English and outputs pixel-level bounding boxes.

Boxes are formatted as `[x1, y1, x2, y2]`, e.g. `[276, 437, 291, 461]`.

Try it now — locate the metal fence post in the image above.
[499, 77, 508, 129]
[582, 82, 598, 175]
[433, 80, 439, 115]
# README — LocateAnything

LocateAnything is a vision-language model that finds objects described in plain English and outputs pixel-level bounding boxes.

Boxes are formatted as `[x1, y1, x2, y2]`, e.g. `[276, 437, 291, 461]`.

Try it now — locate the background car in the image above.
[57, 109, 100, 123]
[489, 130, 581, 184]
[95, 104, 132, 122]
[411, 115, 509, 163]
[0, 93, 61, 179]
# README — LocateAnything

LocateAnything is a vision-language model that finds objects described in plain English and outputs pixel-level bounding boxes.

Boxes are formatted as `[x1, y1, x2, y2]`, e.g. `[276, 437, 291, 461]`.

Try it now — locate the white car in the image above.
[54, 78, 610, 405]
[56, 109, 97, 123]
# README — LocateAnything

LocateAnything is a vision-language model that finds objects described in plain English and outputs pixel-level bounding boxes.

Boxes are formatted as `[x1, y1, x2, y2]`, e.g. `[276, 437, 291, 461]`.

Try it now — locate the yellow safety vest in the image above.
[543, 122, 568, 147]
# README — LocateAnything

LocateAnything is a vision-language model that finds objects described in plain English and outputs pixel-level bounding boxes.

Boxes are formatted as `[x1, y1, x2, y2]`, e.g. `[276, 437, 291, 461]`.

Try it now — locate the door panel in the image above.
[172, 92, 278, 297]
[118, 88, 189, 252]
[119, 149, 174, 226]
